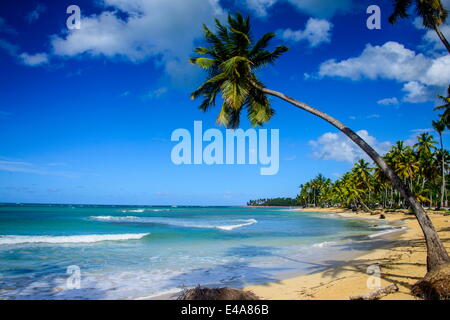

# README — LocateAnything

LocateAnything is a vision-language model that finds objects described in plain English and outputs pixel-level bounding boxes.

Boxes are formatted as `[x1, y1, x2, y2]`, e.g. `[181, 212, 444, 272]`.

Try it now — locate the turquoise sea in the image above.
[0, 204, 404, 299]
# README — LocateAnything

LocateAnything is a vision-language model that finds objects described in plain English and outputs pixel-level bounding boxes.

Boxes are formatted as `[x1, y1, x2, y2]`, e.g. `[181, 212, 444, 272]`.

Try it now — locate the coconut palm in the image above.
[190, 13, 449, 271]
[433, 119, 447, 208]
[414, 132, 437, 156]
[389, 0, 450, 53]
[435, 86, 450, 128]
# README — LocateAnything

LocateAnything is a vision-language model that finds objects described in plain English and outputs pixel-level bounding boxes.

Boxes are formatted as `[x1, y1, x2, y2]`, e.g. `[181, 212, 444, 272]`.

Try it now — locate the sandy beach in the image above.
[245, 208, 450, 300]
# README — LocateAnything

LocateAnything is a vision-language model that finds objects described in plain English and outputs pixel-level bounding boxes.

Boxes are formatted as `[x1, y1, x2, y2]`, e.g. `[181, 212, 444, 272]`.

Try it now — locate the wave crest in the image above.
[90, 216, 257, 231]
[0, 233, 150, 245]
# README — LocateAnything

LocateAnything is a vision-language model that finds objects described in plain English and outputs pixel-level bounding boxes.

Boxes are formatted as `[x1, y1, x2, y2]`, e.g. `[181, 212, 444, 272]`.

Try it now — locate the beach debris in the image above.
[379, 214, 386, 219]
[349, 284, 399, 300]
[411, 263, 450, 300]
[177, 286, 259, 300]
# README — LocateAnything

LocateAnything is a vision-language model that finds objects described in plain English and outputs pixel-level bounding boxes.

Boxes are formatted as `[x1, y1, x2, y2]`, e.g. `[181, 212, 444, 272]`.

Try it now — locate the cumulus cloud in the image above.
[50, 0, 224, 81]
[318, 41, 450, 102]
[402, 81, 430, 103]
[309, 130, 391, 163]
[377, 97, 399, 106]
[281, 18, 333, 47]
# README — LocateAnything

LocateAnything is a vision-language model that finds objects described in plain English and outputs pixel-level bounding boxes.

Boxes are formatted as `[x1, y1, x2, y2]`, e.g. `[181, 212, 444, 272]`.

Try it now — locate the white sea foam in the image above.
[92, 216, 139, 221]
[215, 219, 257, 231]
[368, 227, 407, 238]
[90, 216, 257, 231]
[312, 241, 337, 248]
[0, 233, 150, 245]
[121, 209, 145, 213]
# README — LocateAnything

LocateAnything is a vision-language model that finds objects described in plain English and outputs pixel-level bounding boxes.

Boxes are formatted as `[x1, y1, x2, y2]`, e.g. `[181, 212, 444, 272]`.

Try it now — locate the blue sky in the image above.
[0, 0, 449, 205]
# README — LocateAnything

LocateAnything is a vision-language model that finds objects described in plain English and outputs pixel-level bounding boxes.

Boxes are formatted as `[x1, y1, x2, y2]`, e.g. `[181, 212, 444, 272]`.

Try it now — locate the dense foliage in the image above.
[247, 197, 298, 206]
[297, 133, 449, 211]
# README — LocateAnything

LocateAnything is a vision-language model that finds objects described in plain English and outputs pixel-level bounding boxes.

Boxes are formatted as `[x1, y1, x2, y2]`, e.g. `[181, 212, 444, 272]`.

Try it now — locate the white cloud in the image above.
[0, 38, 49, 67]
[402, 81, 430, 103]
[19, 52, 49, 66]
[51, 0, 224, 81]
[377, 97, 399, 106]
[244, 0, 277, 17]
[318, 41, 450, 102]
[405, 128, 434, 146]
[144, 87, 168, 99]
[243, 0, 353, 18]
[0, 38, 18, 55]
[281, 18, 332, 47]
[0, 159, 78, 178]
[413, 16, 450, 54]
[26, 4, 47, 23]
[309, 130, 391, 163]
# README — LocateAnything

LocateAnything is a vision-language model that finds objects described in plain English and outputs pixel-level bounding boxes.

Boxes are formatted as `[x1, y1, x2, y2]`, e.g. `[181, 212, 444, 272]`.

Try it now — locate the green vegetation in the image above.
[389, 0, 450, 53]
[190, 10, 449, 276]
[247, 197, 298, 206]
[297, 133, 449, 211]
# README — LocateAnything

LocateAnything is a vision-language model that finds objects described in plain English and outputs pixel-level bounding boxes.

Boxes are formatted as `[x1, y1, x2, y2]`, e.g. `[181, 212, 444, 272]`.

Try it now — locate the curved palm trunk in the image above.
[433, 25, 450, 53]
[260, 86, 450, 271]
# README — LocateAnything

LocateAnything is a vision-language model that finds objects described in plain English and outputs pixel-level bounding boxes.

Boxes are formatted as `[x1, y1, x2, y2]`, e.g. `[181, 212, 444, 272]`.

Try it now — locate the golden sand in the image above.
[244, 209, 450, 300]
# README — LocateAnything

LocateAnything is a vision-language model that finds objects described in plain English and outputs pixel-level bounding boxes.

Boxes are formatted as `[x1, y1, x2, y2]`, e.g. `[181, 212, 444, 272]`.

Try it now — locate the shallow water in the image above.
[0, 204, 402, 299]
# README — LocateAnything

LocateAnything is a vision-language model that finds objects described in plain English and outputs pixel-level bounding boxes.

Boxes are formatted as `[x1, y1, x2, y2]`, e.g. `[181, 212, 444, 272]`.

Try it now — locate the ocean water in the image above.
[0, 205, 403, 300]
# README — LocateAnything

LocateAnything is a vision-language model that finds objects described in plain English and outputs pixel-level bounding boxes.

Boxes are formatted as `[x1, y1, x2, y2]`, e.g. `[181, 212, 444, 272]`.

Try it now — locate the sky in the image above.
[0, 0, 449, 205]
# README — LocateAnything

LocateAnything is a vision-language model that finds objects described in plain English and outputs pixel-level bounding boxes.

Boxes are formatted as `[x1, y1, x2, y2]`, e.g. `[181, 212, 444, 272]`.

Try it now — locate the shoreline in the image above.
[244, 208, 450, 300]
[142, 209, 410, 300]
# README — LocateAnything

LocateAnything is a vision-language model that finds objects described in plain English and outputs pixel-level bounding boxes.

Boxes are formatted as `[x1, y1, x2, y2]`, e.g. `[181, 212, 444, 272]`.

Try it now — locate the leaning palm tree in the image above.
[189, 13, 449, 272]
[389, 0, 450, 53]
[432, 119, 447, 208]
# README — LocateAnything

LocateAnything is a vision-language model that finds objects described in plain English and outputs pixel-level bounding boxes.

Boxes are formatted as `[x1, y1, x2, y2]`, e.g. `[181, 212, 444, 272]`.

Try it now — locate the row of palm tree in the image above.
[247, 197, 297, 206]
[296, 134, 449, 211]
[189, 0, 450, 273]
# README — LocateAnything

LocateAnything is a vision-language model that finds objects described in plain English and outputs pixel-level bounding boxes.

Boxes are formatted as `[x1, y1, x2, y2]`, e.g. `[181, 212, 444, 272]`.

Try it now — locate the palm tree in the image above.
[190, 13, 449, 271]
[432, 119, 447, 208]
[352, 160, 374, 210]
[389, 0, 450, 53]
[435, 86, 450, 128]
[414, 132, 437, 156]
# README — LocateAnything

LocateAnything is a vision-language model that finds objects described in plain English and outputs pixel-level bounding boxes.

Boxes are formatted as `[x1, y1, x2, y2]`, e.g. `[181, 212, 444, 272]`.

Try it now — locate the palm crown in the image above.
[389, 0, 448, 28]
[190, 13, 288, 128]
[435, 86, 450, 128]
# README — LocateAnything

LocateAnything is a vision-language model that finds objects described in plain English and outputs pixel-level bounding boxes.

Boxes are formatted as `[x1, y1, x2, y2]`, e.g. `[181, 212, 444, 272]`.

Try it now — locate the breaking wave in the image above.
[0, 233, 150, 245]
[91, 216, 257, 231]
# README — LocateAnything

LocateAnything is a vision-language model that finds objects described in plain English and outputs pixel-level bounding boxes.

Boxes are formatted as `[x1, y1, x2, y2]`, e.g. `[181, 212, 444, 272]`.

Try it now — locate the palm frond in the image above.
[389, 0, 413, 24]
